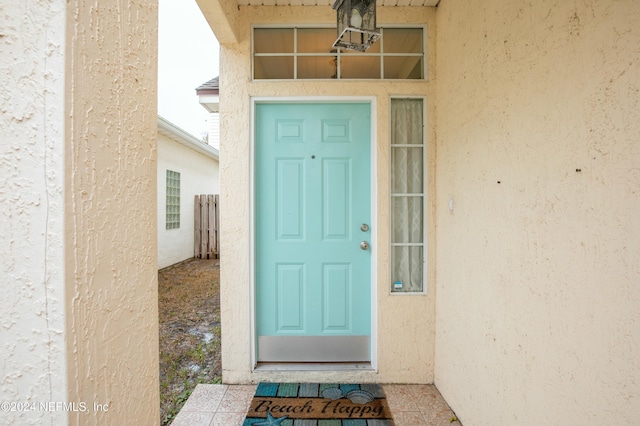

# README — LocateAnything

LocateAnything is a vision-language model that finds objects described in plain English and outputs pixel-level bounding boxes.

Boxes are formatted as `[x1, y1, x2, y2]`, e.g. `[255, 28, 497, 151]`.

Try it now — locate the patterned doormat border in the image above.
[243, 383, 395, 426]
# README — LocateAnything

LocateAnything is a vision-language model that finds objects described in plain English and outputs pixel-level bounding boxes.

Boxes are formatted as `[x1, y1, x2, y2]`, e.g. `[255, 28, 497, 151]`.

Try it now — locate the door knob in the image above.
[360, 241, 369, 250]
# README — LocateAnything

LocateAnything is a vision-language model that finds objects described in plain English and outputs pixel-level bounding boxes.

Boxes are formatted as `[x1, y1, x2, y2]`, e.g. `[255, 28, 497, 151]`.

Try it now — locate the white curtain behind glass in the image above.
[391, 99, 424, 292]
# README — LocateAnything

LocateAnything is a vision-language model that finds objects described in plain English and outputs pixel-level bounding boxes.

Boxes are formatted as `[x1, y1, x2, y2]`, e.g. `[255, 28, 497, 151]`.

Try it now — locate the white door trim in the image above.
[249, 96, 378, 371]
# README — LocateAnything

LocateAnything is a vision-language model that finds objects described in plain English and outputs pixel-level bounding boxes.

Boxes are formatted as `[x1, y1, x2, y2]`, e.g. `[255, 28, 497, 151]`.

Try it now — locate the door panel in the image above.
[322, 158, 350, 239]
[276, 263, 304, 331]
[322, 263, 350, 330]
[255, 102, 371, 362]
[277, 159, 304, 239]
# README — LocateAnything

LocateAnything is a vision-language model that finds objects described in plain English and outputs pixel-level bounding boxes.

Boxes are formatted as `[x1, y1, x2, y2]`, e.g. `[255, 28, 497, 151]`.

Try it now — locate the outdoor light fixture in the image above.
[332, 0, 380, 52]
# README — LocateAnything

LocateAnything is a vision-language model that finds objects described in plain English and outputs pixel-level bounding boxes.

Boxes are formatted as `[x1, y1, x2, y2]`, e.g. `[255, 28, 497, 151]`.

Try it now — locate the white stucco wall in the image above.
[1, 1, 68, 424]
[157, 124, 220, 269]
[215, 6, 437, 384]
[434, 1, 640, 424]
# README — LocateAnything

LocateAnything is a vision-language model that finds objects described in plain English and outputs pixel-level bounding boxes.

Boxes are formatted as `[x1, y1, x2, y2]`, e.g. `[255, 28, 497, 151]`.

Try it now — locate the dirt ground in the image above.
[158, 258, 222, 425]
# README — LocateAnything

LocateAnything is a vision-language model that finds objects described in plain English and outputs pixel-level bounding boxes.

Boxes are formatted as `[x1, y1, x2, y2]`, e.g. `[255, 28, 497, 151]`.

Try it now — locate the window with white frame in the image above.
[166, 170, 180, 230]
[253, 27, 424, 80]
[390, 98, 425, 293]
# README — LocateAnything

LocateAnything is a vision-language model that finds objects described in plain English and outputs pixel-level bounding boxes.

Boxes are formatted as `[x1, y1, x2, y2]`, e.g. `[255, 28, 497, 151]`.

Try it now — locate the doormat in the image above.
[243, 383, 395, 425]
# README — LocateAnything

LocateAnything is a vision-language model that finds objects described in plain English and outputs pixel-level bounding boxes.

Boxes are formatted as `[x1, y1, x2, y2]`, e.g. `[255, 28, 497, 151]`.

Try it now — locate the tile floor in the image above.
[171, 384, 462, 426]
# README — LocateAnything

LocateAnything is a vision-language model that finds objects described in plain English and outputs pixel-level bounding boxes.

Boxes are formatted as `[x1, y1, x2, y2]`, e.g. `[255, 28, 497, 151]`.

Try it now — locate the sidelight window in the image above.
[390, 98, 425, 293]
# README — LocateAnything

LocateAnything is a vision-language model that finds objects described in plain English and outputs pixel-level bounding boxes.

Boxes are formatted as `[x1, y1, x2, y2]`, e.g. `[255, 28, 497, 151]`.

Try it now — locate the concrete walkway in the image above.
[172, 383, 462, 426]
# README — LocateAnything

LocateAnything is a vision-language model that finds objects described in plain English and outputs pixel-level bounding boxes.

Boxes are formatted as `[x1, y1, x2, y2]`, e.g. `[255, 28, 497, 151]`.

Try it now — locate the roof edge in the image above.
[157, 116, 219, 160]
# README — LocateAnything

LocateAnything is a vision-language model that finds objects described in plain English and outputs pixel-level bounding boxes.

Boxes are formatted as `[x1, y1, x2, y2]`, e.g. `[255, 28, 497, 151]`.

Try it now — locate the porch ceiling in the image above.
[238, 0, 439, 6]
[196, 0, 439, 45]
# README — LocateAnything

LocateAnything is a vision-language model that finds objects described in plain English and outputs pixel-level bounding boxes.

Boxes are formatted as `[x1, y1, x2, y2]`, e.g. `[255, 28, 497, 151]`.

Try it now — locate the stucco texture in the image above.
[434, 0, 640, 424]
[218, 6, 437, 384]
[2, 0, 160, 423]
[1, 1, 68, 424]
[65, 0, 160, 424]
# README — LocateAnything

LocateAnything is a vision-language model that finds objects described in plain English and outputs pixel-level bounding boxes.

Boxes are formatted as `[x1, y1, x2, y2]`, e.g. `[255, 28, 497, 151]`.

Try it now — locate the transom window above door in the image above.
[252, 27, 425, 80]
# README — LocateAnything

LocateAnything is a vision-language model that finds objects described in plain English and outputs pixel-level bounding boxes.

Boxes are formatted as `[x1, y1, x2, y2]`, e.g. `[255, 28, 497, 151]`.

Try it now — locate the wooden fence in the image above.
[194, 194, 220, 259]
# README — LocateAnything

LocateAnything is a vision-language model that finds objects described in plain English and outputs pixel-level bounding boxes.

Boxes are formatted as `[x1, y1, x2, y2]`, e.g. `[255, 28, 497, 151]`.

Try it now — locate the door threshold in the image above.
[255, 362, 374, 372]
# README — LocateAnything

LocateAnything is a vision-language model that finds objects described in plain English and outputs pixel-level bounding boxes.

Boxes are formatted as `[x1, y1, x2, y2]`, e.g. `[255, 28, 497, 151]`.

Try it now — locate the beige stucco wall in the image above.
[434, 0, 640, 424]
[64, 0, 160, 423]
[218, 6, 437, 384]
[158, 131, 220, 269]
[1, 1, 69, 424]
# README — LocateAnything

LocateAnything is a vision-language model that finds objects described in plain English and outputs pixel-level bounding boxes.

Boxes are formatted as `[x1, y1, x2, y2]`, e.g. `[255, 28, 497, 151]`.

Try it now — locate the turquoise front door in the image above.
[255, 102, 372, 362]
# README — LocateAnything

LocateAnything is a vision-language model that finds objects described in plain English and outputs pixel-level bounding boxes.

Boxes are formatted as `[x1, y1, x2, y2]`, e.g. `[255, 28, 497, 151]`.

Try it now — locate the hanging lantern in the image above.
[332, 0, 380, 52]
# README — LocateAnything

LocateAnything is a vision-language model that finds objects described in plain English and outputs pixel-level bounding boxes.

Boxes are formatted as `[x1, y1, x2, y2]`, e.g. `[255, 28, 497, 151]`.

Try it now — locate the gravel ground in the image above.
[158, 258, 222, 425]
